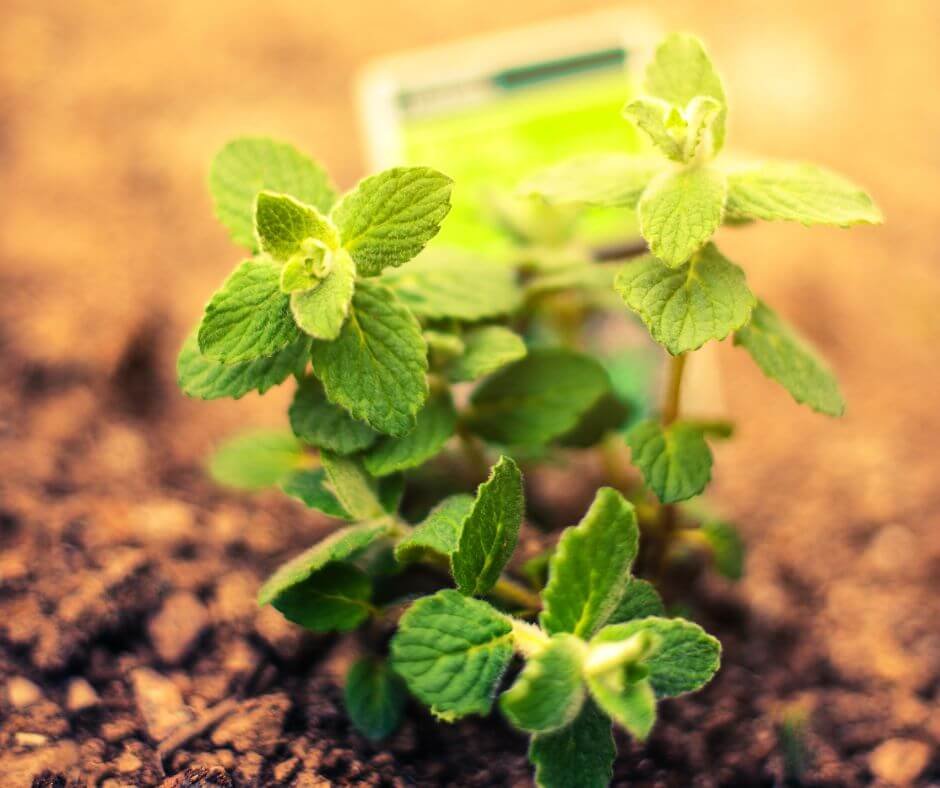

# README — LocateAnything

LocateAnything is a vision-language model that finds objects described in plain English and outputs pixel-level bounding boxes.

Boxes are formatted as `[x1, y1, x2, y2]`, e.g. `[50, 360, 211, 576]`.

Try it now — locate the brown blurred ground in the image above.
[1, 1, 939, 785]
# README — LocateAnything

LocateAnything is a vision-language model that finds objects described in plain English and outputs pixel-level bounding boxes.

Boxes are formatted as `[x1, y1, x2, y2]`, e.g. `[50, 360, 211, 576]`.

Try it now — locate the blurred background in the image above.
[1, 1, 939, 785]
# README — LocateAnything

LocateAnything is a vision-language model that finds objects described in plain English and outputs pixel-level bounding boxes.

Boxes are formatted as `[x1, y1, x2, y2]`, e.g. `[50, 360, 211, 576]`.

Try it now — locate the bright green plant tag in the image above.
[363, 390, 457, 477]
[254, 191, 339, 261]
[540, 488, 639, 638]
[520, 154, 664, 208]
[394, 494, 474, 565]
[615, 244, 754, 355]
[332, 167, 453, 276]
[627, 419, 713, 503]
[447, 326, 527, 383]
[452, 456, 524, 597]
[270, 563, 373, 632]
[725, 162, 882, 226]
[310, 281, 428, 437]
[289, 377, 378, 455]
[320, 451, 387, 521]
[638, 166, 727, 268]
[278, 468, 351, 520]
[734, 300, 845, 416]
[209, 138, 336, 249]
[390, 589, 513, 719]
[344, 658, 407, 741]
[467, 349, 612, 447]
[290, 249, 356, 340]
[208, 430, 303, 490]
[198, 258, 301, 363]
[701, 520, 745, 580]
[177, 332, 309, 401]
[529, 700, 615, 788]
[610, 578, 666, 623]
[500, 634, 586, 733]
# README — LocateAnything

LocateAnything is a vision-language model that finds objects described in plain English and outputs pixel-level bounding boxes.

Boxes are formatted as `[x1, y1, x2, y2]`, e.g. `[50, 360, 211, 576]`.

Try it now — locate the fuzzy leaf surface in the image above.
[390, 589, 513, 719]
[520, 154, 664, 208]
[290, 248, 356, 340]
[610, 578, 666, 623]
[254, 191, 338, 261]
[452, 456, 524, 597]
[529, 700, 615, 788]
[734, 300, 845, 416]
[540, 487, 639, 638]
[615, 244, 755, 355]
[395, 494, 473, 565]
[278, 468, 351, 520]
[623, 98, 684, 161]
[208, 430, 302, 490]
[270, 563, 372, 632]
[639, 166, 727, 268]
[448, 326, 527, 382]
[725, 162, 882, 226]
[332, 167, 452, 276]
[311, 281, 428, 437]
[320, 452, 386, 521]
[289, 376, 377, 455]
[500, 634, 586, 733]
[585, 675, 656, 741]
[627, 419, 712, 503]
[209, 138, 336, 249]
[344, 658, 407, 741]
[468, 349, 611, 447]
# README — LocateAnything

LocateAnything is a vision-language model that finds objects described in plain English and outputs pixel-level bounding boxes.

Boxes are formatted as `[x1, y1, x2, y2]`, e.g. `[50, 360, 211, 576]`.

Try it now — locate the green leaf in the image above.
[609, 578, 666, 623]
[208, 430, 303, 490]
[198, 258, 301, 363]
[520, 154, 664, 208]
[344, 658, 407, 741]
[257, 521, 392, 606]
[467, 349, 612, 447]
[452, 456, 524, 597]
[557, 392, 631, 448]
[289, 376, 377, 455]
[278, 468, 350, 520]
[585, 674, 656, 741]
[529, 700, 615, 788]
[289, 248, 356, 340]
[500, 634, 586, 733]
[390, 589, 513, 719]
[644, 33, 727, 152]
[311, 281, 428, 437]
[627, 419, 713, 504]
[734, 300, 845, 416]
[614, 244, 755, 355]
[591, 617, 721, 698]
[394, 494, 474, 565]
[638, 166, 728, 268]
[701, 520, 745, 580]
[448, 326, 527, 383]
[209, 137, 336, 249]
[270, 563, 372, 632]
[363, 390, 457, 477]
[320, 451, 387, 521]
[177, 331, 309, 400]
[332, 167, 453, 276]
[623, 98, 684, 161]
[540, 488, 639, 638]
[254, 191, 339, 261]
[424, 329, 465, 362]
[725, 161, 882, 226]
[381, 249, 523, 321]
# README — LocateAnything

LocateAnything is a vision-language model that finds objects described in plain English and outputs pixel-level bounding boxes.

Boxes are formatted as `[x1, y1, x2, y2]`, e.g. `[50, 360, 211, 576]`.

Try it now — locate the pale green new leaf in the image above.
[257, 520, 392, 606]
[500, 634, 586, 733]
[311, 281, 428, 437]
[332, 167, 453, 276]
[615, 244, 755, 355]
[364, 390, 457, 477]
[390, 589, 513, 719]
[270, 563, 372, 632]
[627, 419, 713, 503]
[254, 191, 338, 261]
[452, 456, 524, 597]
[639, 166, 728, 267]
[448, 326, 527, 383]
[623, 98, 684, 161]
[592, 617, 721, 698]
[585, 675, 656, 741]
[644, 33, 727, 152]
[289, 376, 377, 455]
[701, 520, 745, 580]
[540, 488, 639, 638]
[209, 137, 336, 249]
[208, 430, 303, 490]
[529, 700, 615, 788]
[321, 451, 387, 521]
[198, 258, 301, 363]
[733, 300, 845, 416]
[725, 161, 882, 226]
[278, 468, 350, 520]
[520, 154, 664, 208]
[344, 658, 407, 741]
[394, 494, 473, 565]
[610, 578, 666, 623]
[177, 332, 309, 400]
[381, 249, 523, 321]
[467, 349, 612, 447]
[290, 248, 356, 340]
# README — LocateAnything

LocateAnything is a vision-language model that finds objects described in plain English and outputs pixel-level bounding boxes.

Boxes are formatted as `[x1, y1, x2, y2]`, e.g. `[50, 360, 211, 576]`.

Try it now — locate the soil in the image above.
[2, 1, 940, 786]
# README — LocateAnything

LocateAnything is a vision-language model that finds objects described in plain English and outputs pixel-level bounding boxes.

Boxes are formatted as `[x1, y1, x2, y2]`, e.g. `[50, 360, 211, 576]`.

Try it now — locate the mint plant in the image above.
[177, 32, 878, 786]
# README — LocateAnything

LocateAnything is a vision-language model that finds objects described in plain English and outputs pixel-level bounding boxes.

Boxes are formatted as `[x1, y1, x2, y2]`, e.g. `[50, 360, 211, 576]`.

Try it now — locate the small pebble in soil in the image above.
[131, 666, 193, 741]
[868, 738, 932, 786]
[148, 590, 210, 665]
[6, 676, 43, 708]
[65, 677, 100, 712]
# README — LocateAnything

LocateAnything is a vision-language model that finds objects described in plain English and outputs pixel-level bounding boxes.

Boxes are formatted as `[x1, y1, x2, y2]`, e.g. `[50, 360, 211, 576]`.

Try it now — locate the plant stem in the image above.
[492, 575, 543, 614]
[456, 426, 490, 482]
[661, 352, 687, 426]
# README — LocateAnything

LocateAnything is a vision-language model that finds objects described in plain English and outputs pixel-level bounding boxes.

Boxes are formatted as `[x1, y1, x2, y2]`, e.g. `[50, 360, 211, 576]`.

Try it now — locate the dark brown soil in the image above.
[2, 1, 940, 786]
